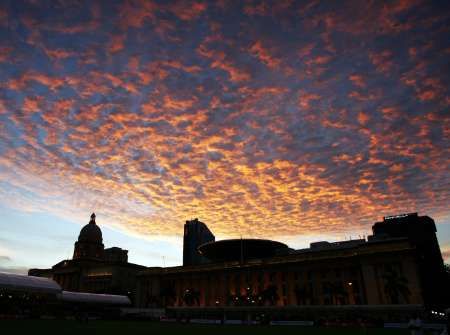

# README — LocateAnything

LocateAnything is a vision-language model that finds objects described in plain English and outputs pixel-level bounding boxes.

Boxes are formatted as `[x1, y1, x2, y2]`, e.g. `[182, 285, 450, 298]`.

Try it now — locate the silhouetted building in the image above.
[136, 212, 447, 320]
[183, 218, 215, 266]
[29, 213, 144, 299]
[28, 211, 447, 320]
[370, 212, 447, 308]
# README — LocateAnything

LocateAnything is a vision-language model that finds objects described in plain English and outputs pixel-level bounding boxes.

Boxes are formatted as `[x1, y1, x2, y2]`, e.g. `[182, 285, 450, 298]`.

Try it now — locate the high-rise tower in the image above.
[183, 218, 215, 266]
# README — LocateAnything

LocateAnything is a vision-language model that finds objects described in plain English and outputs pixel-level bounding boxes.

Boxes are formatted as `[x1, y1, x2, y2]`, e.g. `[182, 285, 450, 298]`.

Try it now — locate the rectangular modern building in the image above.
[183, 218, 215, 266]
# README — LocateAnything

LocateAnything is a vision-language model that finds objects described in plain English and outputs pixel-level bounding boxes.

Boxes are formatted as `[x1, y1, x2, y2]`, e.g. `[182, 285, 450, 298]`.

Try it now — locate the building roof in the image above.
[0, 272, 62, 294]
[78, 213, 103, 244]
[198, 239, 289, 262]
[139, 238, 415, 276]
[59, 290, 131, 305]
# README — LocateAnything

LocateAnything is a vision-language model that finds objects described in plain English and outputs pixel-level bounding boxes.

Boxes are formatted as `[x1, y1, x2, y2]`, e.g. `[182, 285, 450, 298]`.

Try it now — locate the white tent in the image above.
[0, 272, 131, 306]
[59, 291, 131, 305]
[0, 272, 61, 294]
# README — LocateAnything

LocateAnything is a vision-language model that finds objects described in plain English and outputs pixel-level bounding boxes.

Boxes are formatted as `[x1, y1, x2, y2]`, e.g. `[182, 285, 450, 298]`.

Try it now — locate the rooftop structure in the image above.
[198, 238, 289, 263]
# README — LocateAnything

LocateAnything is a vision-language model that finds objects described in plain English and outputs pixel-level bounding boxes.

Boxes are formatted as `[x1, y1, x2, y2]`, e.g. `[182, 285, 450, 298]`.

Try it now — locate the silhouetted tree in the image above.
[183, 288, 200, 306]
[261, 284, 279, 305]
[228, 286, 258, 306]
[383, 268, 410, 304]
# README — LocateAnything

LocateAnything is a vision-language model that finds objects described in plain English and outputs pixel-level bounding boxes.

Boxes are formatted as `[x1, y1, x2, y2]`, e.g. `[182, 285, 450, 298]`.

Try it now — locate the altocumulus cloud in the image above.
[0, 0, 449, 239]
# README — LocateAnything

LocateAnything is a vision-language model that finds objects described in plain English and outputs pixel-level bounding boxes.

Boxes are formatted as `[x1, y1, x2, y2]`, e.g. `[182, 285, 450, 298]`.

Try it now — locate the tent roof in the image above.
[59, 291, 131, 305]
[0, 272, 62, 294]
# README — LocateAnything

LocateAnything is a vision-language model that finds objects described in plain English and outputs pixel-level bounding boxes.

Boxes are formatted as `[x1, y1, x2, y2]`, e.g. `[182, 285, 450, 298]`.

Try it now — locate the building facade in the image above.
[137, 238, 423, 307]
[135, 213, 447, 319]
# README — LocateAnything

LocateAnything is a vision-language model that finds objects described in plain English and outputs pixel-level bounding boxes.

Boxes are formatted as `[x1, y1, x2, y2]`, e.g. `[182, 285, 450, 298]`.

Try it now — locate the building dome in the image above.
[78, 213, 103, 244]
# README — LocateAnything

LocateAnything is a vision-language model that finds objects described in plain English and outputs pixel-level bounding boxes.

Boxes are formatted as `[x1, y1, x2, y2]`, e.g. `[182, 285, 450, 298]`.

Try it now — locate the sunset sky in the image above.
[0, 0, 449, 273]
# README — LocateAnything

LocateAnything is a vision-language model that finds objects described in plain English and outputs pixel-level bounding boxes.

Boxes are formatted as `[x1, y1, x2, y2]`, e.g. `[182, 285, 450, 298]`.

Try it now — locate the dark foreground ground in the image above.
[0, 320, 414, 335]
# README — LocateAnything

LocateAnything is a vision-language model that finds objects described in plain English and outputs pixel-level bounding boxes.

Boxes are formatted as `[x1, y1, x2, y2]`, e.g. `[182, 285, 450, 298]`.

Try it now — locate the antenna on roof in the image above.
[240, 235, 244, 265]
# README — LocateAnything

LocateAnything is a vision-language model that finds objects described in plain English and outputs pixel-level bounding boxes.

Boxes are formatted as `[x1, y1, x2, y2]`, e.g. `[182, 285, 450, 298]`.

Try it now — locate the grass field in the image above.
[0, 320, 413, 335]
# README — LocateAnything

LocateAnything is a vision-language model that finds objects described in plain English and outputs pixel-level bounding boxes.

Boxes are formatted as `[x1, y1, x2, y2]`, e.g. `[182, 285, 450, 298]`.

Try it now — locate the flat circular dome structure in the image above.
[78, 213, 103, 244]
[198, 239, 288, 263]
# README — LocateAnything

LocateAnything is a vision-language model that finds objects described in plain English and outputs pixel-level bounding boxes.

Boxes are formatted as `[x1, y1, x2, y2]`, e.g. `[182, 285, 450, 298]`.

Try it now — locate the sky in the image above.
[0, 0, 449, 273]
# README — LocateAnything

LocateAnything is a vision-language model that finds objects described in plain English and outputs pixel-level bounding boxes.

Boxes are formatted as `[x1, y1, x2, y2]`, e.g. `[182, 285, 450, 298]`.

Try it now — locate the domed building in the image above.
[29, 213, 145, 298]
[73, 213, 105, 260]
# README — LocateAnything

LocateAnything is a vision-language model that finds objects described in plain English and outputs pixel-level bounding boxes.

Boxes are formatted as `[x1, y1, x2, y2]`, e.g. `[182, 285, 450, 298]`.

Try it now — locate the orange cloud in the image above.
[118, 0, 158, 29]
[163, 95, 197, 110]
[349, 74, 366, 88]
[369, 50, 394, 74]
[357, 112, 370, 125]
[249, 41, 281, 69]
[298, 91, 321, 109]
[109, 34, 126, 53]
[198, 43, 251, 82]
[167, 1, 207, 21]
[243, 1, 269, 16]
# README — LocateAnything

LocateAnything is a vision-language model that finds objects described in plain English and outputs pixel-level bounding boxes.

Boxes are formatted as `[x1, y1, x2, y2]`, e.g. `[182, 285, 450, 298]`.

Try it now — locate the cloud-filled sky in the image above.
[0, 0, 449, 269]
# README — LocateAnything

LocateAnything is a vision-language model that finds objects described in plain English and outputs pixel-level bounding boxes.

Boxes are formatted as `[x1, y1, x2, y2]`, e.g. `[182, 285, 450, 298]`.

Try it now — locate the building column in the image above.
[360, 264, 380, 304]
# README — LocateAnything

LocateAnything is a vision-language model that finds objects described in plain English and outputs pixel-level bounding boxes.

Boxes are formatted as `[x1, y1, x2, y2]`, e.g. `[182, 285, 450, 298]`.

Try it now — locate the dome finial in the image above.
[90, 213, 96, 224]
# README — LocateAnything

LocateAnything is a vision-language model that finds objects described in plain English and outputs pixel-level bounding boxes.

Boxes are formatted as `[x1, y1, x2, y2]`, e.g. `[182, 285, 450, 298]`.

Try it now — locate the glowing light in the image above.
[87, 272, 112, 277]
[384, 213, 417, 220]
